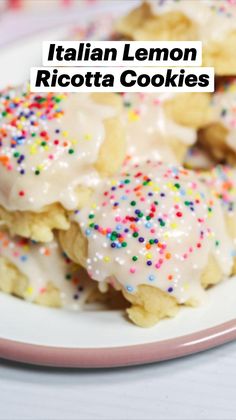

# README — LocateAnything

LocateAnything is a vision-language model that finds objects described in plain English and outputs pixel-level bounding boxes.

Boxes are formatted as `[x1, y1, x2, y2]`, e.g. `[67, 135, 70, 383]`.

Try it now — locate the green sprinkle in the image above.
[133, 232, 139, 238]
[122, 242, 127, 247]
[130, 201, 136, 206]
[68, 149, 74, 154]
[132, 256, 138, 261]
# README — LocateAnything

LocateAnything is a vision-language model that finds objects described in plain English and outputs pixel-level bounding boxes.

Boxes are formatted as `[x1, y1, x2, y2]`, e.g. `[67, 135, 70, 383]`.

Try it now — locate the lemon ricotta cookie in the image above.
[120, 92, 212, 165]
[199, 165, 236, 272]
[198, 78, 236, 164]
[60, 161, 233, 327]
[0, 229, 97, 309]
[116, 0, 236, 75]
[0, 84, 125, 242]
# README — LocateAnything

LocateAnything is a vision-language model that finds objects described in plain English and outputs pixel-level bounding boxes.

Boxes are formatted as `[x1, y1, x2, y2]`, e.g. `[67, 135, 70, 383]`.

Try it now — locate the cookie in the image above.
[0, 85, 125, 241]
[199, 165, 236, 272]
[0, 229, 96, 309]
[60, 161, 233, 327]
[116, 1, 236, 75]
[198, 78, 236, 164]
[120, 92, 212, 165]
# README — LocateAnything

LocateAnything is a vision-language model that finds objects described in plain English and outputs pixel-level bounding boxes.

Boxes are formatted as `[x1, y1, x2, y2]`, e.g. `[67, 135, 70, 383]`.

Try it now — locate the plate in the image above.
[0, 3, 235, 368]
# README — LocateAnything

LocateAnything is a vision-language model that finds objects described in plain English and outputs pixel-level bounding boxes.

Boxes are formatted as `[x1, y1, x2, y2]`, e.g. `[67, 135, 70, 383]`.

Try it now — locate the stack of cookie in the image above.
[1, 0, 236, 327]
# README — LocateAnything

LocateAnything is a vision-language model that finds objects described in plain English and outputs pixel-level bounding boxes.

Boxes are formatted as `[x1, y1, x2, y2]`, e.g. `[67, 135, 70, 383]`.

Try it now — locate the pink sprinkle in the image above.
[130, 267, 136, 274]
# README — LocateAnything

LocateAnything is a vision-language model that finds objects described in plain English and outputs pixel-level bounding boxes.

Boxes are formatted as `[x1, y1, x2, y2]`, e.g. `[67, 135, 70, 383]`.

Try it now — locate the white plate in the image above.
[0, 3, 235, 368]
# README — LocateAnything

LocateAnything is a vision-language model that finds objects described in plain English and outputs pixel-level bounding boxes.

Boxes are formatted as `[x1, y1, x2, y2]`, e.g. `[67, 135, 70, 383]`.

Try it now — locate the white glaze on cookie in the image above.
[76, 161, 233, 304]
[150, 0, 236, 42]
[0, 84, 115, 211]
[121, 92, 196, 164]
[0, 230, 94, 309]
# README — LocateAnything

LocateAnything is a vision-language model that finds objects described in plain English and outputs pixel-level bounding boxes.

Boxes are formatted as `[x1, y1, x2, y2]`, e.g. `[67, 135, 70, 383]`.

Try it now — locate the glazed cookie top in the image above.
[121, 92, 196, 164]
[76, 161, 233, 304]
[150, 0, 236, 41]
[210, 78, 236, 150]
[0, 230, 94, 309]
[0, 84, 115, 211]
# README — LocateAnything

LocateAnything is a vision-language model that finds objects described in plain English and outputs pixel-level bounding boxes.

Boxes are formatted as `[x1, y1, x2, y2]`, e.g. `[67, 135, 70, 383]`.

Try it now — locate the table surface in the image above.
[0, 340, 236, 420]
[0, 4, 236, 420]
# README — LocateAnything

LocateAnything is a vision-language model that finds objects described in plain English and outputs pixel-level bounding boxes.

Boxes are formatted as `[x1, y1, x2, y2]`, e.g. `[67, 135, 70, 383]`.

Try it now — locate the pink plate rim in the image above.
[0, 319, 235, 368]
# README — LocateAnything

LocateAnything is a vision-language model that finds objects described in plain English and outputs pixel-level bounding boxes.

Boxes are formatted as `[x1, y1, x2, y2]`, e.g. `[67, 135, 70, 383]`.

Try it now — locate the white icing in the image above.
[121, 92, 196, 165]
[76, 161, 233, 304]
[0, 84, 115, 211]
[150, 0, 236, 42]
[0, 230, 94, 309]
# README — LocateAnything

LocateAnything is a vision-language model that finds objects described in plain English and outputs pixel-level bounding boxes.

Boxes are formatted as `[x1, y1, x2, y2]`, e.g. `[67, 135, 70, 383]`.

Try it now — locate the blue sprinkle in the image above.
[126, 285, 134, 293]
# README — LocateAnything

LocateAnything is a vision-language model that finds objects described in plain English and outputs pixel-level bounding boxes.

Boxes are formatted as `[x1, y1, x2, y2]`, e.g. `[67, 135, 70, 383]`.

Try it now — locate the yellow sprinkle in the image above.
[25, 286, 33, 295]
[128, 110, 139, 122]
[183, 282, 190, 291]
[63, 131, 68, 137]
[103, 256, 110, 263]
[84, 134, 92, 141]
[91, 203, 97, 209]
[170, 222, 177, 229]
[146, 253, 152, 259]
[30, 146, 37, 155]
